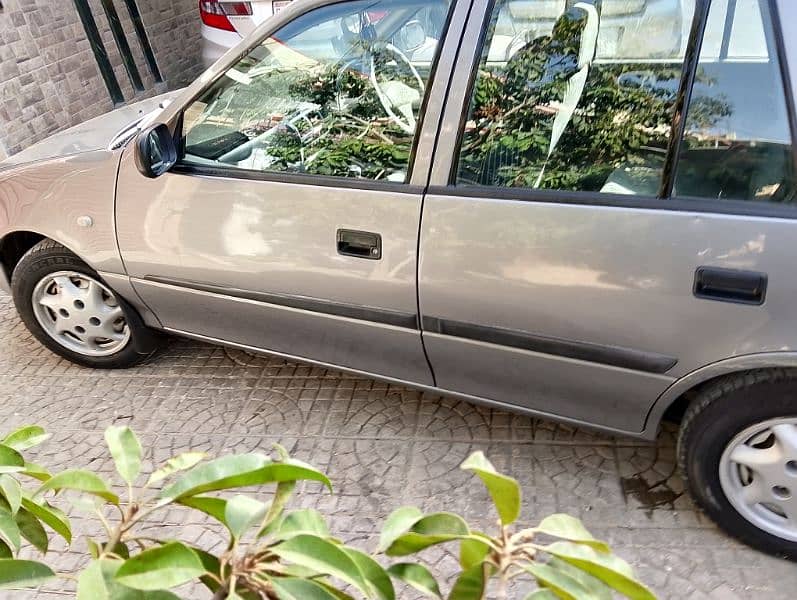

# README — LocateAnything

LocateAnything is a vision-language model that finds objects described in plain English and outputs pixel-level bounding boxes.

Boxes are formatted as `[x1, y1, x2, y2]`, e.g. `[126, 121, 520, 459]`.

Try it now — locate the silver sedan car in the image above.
[1, 0, 796, 559]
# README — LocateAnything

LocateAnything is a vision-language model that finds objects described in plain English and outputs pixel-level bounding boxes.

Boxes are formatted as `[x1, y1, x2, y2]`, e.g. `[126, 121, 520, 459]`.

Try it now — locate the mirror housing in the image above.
[135, 123, 177, 178]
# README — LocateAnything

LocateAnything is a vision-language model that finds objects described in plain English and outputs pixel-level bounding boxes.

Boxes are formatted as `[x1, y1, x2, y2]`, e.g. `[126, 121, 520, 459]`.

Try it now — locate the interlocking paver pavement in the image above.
[1, 290, 795, 598]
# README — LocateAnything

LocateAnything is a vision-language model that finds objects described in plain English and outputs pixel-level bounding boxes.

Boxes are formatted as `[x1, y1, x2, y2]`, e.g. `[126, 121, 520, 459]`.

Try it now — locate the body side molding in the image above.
[422, 316, 678, 375]
[141, 276, 419, 330]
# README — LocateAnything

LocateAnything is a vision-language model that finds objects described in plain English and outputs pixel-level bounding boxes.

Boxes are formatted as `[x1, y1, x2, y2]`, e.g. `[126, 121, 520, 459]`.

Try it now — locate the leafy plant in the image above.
[0, 427, 655, 599]
[0, 425, 70, 586]
[380, 451, 654, 599]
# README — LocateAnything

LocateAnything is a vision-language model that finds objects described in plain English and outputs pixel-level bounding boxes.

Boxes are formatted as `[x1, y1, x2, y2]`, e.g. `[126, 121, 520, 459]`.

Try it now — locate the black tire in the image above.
[11, 239, 161, 369]
[678, 369, 797, 560]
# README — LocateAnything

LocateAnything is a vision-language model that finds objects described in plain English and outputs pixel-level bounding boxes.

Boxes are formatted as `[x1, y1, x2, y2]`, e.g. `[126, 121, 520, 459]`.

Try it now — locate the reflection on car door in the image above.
[419, 0, 797, 434]
[116, 0, 462, 385]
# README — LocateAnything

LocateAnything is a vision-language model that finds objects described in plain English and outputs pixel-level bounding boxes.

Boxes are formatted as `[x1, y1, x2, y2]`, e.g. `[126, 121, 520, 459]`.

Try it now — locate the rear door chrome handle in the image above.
[337, 229, 382, 260]
[694, 267, 767, 305]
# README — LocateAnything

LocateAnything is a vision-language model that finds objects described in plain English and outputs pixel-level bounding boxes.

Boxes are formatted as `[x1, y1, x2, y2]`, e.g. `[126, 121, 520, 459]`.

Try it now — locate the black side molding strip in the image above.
[142, 276, 418, 330]
[422, 317, 677, 374]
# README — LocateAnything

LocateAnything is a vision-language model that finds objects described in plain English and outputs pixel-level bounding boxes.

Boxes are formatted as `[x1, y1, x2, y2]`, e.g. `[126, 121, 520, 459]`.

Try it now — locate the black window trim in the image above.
[171, 0, 458, 194]
[443, 0, 797, 219]
[658, 0, 711, 199]
[426, 184, 797, 219]
[769, 0, 797, 183]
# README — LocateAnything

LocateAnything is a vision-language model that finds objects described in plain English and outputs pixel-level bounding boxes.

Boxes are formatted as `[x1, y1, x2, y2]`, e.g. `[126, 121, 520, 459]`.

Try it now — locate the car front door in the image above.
[419, 0, 797, 434]
[116, 0, 463, 384]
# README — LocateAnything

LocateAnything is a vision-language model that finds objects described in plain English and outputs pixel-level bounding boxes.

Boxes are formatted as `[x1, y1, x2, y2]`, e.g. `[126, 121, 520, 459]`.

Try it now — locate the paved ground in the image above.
[1, 290, 795, 599]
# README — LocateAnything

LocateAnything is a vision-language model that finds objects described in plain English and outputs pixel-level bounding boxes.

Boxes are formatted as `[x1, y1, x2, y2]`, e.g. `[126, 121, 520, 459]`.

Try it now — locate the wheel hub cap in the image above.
[31, 271, 130, 357]
[719, 417, 797, 542]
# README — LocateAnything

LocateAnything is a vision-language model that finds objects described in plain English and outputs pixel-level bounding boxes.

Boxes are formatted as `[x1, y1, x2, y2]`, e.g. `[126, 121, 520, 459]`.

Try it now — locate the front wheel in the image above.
[678, 370, 797, 559]
[11, 240, 161, 368]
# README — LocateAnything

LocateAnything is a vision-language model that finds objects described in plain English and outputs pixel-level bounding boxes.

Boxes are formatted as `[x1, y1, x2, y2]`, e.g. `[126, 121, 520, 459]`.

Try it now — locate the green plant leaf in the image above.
[178, 495, 228, 528]
[259, 480, 296, 537]
[270, 577, 346, 600]
[35, 469, 119, 505]
[146, 452, 208, 487]
[385, 513, 470, 556]
[114, 542, 206, 590]
[20, 497, 71, 543]
[104, 426, 142, 486]
[191, 547, 224, 594]
[387, 563, 442, 598]
[0, 541, 11, 559]
[2, 426, 50, 452]
[15, 508, 48, 554]
[88, 540, 129, 560]
[160, 454, 331, 501]
[460, 535, 491, 571]
[526, 562, 610, 600]
[0, 512, 21, 553]
[0, 559, 55, 589]
[546, 558, 612, 600]
[544, 542, 655, 600]
[0, 475, 22, 515]
[448, 563, 487, 600]
[20, 462, 51, 483]
[0, 445, 25, 474]
[342, 547, 394, 600]
[461, 452, 521, 525]
[377, 506, 423, 553]
[534, 515, 609, 552]
[78, 559, 181, 599]
[271, 534, 370, 597]
[275, 509, 331, 540]
[225, 495, 268, 540]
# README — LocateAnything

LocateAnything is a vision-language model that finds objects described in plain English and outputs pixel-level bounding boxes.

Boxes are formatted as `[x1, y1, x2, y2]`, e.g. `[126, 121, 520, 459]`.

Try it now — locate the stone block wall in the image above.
[0, 0, 204, 160]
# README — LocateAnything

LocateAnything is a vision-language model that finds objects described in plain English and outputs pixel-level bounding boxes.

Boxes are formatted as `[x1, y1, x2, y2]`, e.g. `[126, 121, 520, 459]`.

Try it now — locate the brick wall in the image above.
[0, 0, 203, 159]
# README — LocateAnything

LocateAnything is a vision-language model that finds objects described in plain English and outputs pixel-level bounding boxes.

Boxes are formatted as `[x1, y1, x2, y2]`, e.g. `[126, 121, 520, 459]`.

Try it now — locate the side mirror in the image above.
[136, 123, 177, 178]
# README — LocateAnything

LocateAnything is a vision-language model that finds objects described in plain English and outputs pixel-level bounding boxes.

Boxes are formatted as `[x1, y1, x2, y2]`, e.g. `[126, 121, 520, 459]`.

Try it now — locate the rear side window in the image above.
[674, 0, 796, 203]
[455, 0, 696, 194]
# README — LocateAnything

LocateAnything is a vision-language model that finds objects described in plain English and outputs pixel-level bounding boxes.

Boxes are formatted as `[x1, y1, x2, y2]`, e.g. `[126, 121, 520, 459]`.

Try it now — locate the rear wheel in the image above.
[678, 370, 797, 559]
[11, 240, 161, 368]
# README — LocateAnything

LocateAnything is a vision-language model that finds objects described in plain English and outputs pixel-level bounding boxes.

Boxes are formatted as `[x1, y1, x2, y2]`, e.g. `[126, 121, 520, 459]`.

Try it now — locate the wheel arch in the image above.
[0, 231, 95, 284]
[645, 353, 797, 436]
[0, 230, 47, 284]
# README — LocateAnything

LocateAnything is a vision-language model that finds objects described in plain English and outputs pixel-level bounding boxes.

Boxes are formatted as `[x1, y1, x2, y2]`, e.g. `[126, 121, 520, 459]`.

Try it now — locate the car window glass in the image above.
[181, 0, 451, 183]
[456, 0, 695, 194]
[674, 0, 795, 203]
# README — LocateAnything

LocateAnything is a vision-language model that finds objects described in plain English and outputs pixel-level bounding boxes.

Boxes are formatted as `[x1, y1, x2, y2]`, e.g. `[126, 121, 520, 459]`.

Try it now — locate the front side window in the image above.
[675, 0, 795, 203]
[456, 0, 695, 194]
[181, 0, 451, 183]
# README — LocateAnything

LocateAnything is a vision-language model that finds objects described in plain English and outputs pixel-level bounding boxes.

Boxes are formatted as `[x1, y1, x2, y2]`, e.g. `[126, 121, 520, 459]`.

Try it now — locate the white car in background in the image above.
[200, 0, 293, 67]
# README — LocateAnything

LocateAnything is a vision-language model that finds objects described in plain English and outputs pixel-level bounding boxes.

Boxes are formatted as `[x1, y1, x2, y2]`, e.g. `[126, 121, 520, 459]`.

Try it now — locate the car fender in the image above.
[644, 351, 797, 437]
[0, 149, 123, 285]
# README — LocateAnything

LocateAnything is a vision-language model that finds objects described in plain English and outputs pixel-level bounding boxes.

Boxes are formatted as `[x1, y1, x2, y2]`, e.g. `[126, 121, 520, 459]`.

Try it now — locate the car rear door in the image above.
[116, 0, 467, 384]
[419, 0, 797, 434]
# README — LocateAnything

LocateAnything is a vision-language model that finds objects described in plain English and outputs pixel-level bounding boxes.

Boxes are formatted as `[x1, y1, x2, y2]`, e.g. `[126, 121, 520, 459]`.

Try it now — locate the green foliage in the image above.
[0, 425, 61, 587]
[0, 426, 656, 599]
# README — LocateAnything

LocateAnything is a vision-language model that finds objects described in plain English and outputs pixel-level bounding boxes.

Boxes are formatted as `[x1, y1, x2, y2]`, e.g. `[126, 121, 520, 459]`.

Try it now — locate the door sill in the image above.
[163, 327, 654, 441]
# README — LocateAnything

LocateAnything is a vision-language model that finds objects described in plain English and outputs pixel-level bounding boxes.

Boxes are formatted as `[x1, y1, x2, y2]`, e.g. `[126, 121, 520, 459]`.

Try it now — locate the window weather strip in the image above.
[658, 0, 712, 199]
